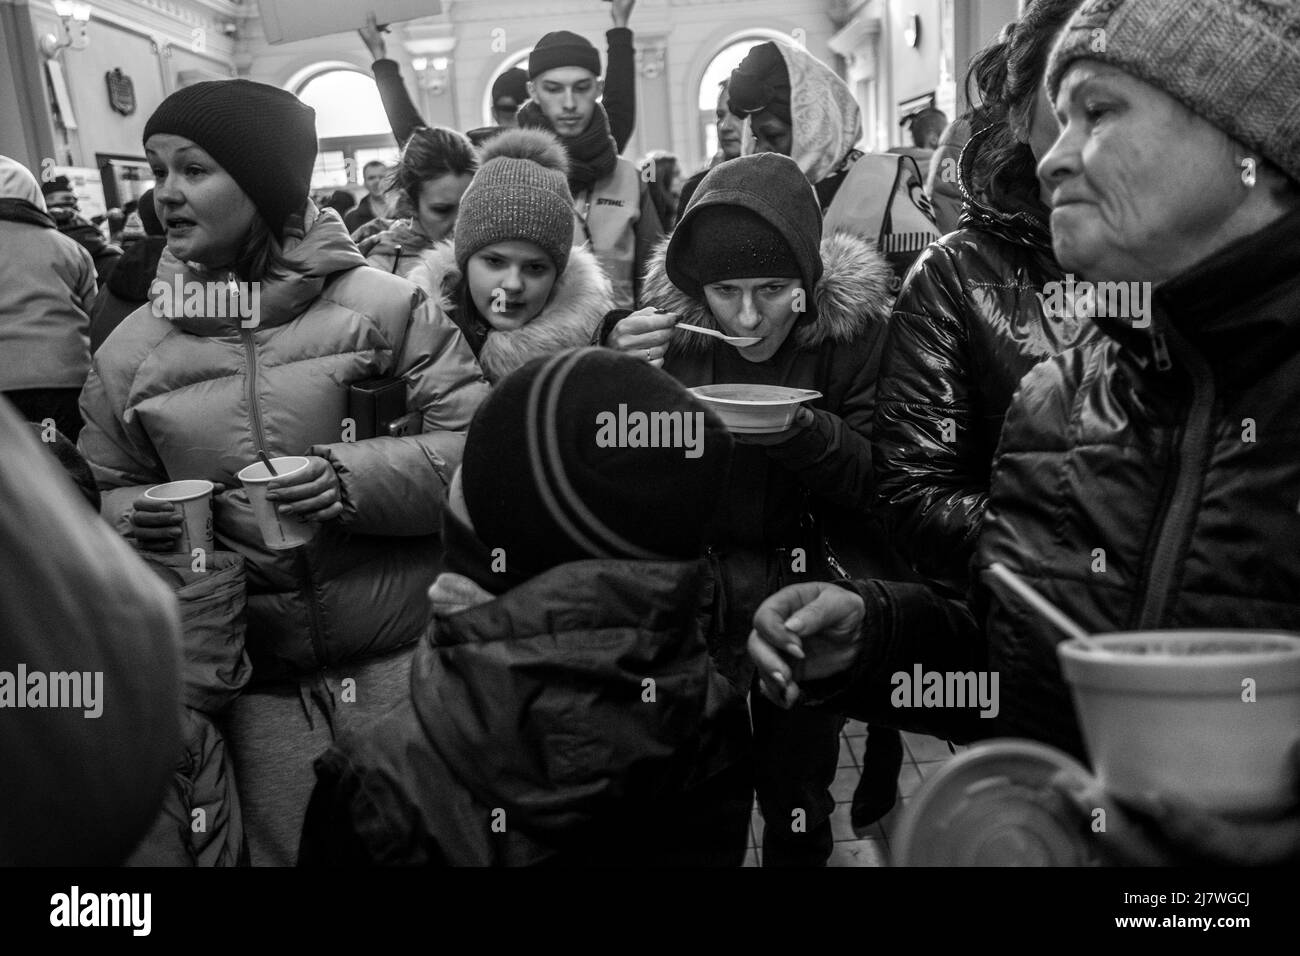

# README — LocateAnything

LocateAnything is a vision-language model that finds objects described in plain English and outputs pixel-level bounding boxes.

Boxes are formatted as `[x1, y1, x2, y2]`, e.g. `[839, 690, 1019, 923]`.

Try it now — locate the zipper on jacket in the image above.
[242, 326, 330, 668]
[240, 328, 270, 452]
[1151, 331, 1172, 372]
[1134, 329, 1215, 629]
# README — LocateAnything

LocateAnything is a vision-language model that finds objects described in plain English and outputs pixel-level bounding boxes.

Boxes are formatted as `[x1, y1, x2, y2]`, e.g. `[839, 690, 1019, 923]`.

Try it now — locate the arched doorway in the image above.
[294, 67, 401, 192]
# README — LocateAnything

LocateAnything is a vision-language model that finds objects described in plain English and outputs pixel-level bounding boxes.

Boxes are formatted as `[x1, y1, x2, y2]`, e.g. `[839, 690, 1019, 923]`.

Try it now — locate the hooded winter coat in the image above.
[89, 236, 167, 353]
[815, 204, 1300, 762]
[0, 156, 97, 392]
[299, 560, 754, 866]
[78, 205, 490, 683]
[407, 241, 614, 385]
[599, 157, 905, 686]
[739, 43, 864, 211]
[873, 123, 1101, 591]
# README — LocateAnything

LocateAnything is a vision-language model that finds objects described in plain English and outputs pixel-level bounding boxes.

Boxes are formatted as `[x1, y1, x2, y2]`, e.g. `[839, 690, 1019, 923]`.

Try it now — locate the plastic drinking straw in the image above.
[988, 562, 1100, 650]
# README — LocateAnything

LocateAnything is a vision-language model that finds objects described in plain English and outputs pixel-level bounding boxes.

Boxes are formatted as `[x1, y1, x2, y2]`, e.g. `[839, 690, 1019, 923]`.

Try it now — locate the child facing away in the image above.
[298, 348, 753, 866]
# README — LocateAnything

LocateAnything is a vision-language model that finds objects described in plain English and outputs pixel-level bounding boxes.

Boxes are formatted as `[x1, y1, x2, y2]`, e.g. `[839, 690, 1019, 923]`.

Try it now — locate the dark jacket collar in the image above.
[1155, 205, 1300, 334]
[956, 124, 1053, 254]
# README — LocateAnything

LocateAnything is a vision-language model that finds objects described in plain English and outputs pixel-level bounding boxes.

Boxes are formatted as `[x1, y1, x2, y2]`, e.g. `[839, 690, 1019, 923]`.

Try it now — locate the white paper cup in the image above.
[236, 456, 318, 551]
[1058, 630, 1300, 817]
[144, 479, 215, 554]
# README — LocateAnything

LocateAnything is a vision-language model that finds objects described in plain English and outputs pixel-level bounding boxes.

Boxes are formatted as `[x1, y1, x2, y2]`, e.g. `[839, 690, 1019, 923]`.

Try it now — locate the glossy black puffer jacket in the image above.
[830, 205, 1300, 760]
[873, 125, 1100, 591]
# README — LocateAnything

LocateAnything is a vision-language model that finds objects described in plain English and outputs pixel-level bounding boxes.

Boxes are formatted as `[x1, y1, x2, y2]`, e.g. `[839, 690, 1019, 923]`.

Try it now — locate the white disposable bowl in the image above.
[689, 384, 821, 434]
[1058, 630, 1300, 816]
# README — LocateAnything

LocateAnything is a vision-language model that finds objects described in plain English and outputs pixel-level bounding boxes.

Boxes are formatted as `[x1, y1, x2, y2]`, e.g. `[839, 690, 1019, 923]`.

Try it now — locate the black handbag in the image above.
[348, 378, 420, 439]
[347, 316, 421, 439]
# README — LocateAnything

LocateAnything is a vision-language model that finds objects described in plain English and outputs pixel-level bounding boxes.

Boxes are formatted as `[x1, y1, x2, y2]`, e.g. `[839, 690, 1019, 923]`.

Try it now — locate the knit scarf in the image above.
[517, 100, 619, 194]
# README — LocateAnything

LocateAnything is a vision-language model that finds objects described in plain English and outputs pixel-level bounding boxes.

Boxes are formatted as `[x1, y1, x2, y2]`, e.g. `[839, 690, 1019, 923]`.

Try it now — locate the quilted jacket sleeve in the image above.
[313, 292, 490, 537]
[77, 327, 170, 534]
[873, 244, 987, 586]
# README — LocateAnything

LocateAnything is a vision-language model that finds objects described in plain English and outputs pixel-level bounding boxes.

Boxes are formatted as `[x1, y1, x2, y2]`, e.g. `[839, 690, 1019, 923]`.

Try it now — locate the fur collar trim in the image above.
[641, 230, 894, 356]
[408, 242, 614, 384]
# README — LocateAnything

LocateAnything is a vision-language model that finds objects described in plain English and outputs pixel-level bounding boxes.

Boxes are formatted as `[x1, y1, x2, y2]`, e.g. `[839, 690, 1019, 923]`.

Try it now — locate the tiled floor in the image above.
[742, 719, 962, 867]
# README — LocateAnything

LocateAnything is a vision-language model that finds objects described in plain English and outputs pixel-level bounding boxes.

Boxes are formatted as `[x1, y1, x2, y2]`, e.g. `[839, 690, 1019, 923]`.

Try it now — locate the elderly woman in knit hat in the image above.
[78, 78, 489, 866]
[601, 152, 910, 866]
[749, 0, 1300, 865]
[406, 128, 614, 384]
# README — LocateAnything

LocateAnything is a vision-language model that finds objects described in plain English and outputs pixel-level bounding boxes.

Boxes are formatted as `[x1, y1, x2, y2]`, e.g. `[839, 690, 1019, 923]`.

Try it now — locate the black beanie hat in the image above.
[40, 175, 73, 197]
[668, 152, 823, 310]
[492, 67, 530, 109]
[728, 42, 792, 124]
[528, 31, 602, 79]
[143, 79, 317, 239]
[675, 205, 800, 288]
[460, 348, 733, 578]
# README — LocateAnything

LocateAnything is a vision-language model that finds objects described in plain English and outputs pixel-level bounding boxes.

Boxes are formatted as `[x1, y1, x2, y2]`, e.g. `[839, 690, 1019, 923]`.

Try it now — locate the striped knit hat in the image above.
[453, 127, 575, 273]
[459, 348, 733, 578]
[1046, 0, 1300, 184]
[143, 79, 317, 238]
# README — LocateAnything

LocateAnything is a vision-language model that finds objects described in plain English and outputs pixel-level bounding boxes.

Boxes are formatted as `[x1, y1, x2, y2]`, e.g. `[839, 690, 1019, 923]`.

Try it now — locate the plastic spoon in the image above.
[987, 562, 1101, 651]
[676, 322, 762, 347]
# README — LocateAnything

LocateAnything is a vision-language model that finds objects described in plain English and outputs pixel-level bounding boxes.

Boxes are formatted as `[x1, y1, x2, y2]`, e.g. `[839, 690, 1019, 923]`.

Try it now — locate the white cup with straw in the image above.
[987, 561, 1300, 816]
[144, 479, 215, 555]
[236, 456, 317, 550]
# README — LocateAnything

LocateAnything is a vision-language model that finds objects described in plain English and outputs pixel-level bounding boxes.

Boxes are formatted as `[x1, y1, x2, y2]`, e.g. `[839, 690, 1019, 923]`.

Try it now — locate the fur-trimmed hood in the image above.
[642, 230, 894, 356]
[407, 241, 614, 384]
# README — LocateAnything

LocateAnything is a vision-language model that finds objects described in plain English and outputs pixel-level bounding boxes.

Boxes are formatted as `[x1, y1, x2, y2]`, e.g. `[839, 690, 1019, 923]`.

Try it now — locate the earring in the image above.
[1241, 157, 1257, 188]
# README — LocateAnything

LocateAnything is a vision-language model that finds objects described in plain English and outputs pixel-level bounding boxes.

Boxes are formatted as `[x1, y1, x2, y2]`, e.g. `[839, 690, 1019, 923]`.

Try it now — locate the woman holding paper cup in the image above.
[599, 152, 911, 866]
[747, 0, 1300, 864]
[78, 79, 489, 866]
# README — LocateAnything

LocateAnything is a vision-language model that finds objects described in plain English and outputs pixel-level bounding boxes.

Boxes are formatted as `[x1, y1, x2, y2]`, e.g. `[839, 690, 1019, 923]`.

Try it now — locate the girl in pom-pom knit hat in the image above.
[407, 127, 615, 384]
[77, 78, 489, 866]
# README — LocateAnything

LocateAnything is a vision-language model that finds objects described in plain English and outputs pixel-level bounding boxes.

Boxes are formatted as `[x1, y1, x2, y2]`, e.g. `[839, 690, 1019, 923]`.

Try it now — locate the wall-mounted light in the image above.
[411, 55, 449, 96]
[41, 1, 92, 58]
